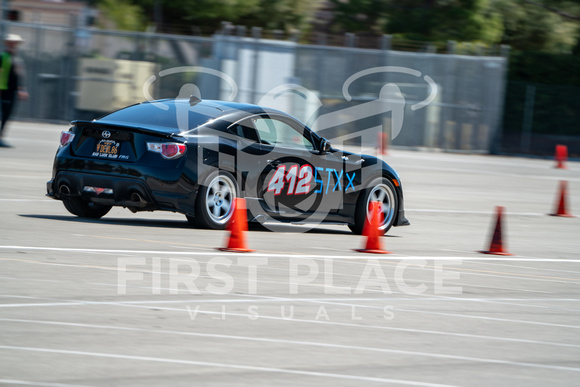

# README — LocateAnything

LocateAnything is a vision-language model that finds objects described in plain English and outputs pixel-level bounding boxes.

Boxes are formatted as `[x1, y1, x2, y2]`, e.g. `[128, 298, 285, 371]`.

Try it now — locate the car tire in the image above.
[62, 197, 112, 219]
[192, 171, 238, 230]
[349, 177, 398, 236]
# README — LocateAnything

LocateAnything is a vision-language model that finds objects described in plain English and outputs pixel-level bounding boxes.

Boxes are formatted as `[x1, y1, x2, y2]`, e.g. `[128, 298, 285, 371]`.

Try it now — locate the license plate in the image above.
[92, 139, 120, 159]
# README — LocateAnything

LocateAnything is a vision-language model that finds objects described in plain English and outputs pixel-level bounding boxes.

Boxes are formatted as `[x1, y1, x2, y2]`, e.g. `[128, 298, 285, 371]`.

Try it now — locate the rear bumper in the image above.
[47, 172, 160, 211]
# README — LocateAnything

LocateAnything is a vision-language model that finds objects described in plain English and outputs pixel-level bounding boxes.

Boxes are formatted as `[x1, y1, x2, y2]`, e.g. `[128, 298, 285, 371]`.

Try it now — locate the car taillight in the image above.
[147, 142, 187, 159]
[60, 131, 75, 147]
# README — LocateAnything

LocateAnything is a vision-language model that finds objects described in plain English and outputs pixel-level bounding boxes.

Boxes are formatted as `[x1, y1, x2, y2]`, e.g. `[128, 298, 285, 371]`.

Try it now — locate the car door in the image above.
[318, 146, 365, 215]
[249, 114, 334, 222]
[224, 119, 265, 201]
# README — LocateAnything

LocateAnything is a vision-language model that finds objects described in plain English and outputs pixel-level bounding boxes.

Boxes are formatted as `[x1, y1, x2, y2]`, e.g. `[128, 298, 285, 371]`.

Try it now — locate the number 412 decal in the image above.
[268, 165, 313, 195]
[267, 164, 357, 196]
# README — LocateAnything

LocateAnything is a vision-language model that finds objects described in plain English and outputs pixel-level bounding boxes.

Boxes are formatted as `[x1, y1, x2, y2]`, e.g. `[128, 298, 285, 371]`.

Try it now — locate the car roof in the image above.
[93, 98, 288, 134]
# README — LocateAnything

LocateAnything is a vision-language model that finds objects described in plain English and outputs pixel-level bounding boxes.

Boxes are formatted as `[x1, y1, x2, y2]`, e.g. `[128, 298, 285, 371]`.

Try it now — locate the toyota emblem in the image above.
[102, 131, 111, 139]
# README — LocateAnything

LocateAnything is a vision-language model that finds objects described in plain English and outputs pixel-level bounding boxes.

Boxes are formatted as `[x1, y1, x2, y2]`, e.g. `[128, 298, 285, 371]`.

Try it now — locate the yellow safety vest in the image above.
[0, 52, 12, 90]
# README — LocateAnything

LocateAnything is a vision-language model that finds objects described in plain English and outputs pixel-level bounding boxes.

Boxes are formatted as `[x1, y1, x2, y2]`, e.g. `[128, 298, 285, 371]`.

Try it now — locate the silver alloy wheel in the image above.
[365, 183, 396, 231]
[205, 174, 236, 225]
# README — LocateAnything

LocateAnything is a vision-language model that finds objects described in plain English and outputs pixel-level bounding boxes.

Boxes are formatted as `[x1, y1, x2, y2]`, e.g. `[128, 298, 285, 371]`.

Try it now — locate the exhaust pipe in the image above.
[130, 192, 144, 203]
[59, 184, 71, 196]
[128, 191, 147, 213]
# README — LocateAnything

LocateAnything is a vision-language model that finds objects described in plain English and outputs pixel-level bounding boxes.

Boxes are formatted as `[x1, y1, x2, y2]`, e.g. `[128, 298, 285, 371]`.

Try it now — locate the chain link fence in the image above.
[501, 81, 580, 157]
[7, 21, 508, 153]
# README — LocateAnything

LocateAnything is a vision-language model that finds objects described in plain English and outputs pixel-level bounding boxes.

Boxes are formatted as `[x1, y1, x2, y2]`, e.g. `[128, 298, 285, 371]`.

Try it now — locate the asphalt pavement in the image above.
[1, 121, 579, 386]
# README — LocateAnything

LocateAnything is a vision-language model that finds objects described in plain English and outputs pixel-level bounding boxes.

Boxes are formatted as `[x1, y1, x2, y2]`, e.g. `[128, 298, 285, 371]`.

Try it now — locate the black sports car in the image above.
[47, 97, 409, 234]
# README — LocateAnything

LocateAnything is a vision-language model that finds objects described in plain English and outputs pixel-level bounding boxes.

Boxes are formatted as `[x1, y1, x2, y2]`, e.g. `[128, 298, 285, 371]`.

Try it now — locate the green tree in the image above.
[331, 0, 504, 44]
[496, 0, 578, 52]
[97, 0, 147, 31]
[393, 0, 502, 44]
[118, 0, 323, 34]
[522, 0, 580, 22]
[160, 0, 261, 31]
[330, 0, 580, 52]
[520, 0, 580, 53]
[329, 0, 391, 34]
[247, 0, 325, 32]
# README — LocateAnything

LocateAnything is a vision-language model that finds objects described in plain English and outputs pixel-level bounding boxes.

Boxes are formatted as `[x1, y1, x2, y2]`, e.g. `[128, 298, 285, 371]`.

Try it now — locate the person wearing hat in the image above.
[0, 33, 29, 147]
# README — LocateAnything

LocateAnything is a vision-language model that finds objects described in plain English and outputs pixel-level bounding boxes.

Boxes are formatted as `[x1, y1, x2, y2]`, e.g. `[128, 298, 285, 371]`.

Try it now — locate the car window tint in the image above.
[229, 124, 259, 142]
[253, 118, 277, 144]
[254, 117, 314, 150]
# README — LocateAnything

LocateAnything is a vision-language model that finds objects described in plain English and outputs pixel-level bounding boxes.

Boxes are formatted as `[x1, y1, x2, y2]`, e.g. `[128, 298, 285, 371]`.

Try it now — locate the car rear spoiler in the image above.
[71, 120, 179, 139]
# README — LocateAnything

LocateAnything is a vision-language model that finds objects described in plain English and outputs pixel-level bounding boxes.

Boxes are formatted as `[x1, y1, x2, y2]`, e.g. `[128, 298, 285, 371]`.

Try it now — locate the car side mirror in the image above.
[320, 138, 332, 154]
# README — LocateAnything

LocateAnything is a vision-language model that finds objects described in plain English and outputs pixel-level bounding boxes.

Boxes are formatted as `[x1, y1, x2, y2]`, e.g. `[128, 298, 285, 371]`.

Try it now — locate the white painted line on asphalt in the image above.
[0, 199, 54, 202]
[0, 380, 90, 387]
[2, 245, 580, 262]
[0, 277, 193, 296]
[2, 293, 577, 304]
[406, 209, 545, 216]
[0, 302, 84, 308]
[0, 175, 49, 180]
[10, 288, 579, 334]
[2, 251, 578, 292]
[2, 326, 579, 375]
[4, 288, 580, 339]
[343, 302, 580, 330]
[96, 297, 580, 303]
[10, 123, 65, 132]
[2, 247, 579, 297]
[182, 293, 580, 331]
[471, 261, 580, 275]
[402, 165, 580, 182]
[441, 280, 549, 294]
[390, 151, 574, 169]
[0, 259, 143, 273]
[2, 317, 580, 368]
[112, 294, 580, 313]
[0, 263, 552, 297]
[166, 285, 580, 330]
[1, 297, 579, 351]
[0, 345, 455, 386]
[0, 293, 577, 304]
[2, 243, 578, 297]
[218, 285, 580, 330]
[442, 295, 580, 312]
[370, 258, 580, 285]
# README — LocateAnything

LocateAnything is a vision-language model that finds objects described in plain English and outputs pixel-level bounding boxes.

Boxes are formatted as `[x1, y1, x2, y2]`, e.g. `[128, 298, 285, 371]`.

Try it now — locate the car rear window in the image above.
[98, 101, 222, 133]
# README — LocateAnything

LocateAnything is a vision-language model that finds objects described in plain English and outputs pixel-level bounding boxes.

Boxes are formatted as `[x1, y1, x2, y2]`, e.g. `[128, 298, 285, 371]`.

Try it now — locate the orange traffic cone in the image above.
[355, 201, 391, 254]
[550, 181, 575, 217]
[218, 198, 255, 252]
[555, 145, 568, 169]
[479, 206, 513, 256]
[378, 132, 389, 156]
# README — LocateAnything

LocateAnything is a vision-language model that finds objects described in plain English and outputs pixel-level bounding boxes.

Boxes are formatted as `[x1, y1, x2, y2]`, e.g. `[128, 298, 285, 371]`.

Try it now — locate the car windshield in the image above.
[98, 101, 221, 133]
